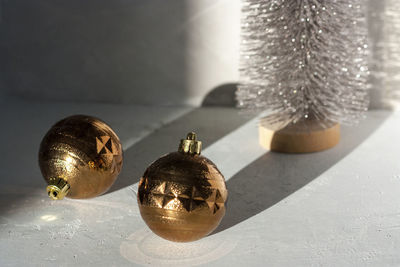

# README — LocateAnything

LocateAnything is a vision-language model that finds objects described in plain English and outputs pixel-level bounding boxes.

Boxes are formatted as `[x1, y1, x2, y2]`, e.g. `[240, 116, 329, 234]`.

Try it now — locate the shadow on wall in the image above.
[202, 83, 238, 107]
[214, 111, 391, 233]
[0, 0, 187, 105]
[0, 1, 240, 106]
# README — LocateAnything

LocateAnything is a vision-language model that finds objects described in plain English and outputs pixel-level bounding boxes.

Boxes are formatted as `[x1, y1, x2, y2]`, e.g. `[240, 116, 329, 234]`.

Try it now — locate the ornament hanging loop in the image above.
[178, 132, 202, 155]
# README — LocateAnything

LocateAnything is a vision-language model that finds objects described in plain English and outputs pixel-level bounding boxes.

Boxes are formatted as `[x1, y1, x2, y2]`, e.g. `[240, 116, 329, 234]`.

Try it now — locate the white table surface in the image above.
[0, 98, 399, 266]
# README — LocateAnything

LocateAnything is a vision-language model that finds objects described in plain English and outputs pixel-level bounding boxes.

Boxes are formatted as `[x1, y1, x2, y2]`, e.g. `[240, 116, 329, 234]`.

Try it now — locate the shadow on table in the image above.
[0, 84, 249, 216]
[108, 106, 252, 193]
[108, 83, 247, 193]
[214, 111, 391, 234]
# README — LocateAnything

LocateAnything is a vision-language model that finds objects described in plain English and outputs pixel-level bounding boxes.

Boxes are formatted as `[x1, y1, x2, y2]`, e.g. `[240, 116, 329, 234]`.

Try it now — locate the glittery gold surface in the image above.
[138, 133, 227, 242]
[39, 115, 123, 199]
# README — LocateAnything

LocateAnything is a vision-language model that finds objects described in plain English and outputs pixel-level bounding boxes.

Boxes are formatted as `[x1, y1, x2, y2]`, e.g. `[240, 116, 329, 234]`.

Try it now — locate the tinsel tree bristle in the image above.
[237, 0, 370, 128]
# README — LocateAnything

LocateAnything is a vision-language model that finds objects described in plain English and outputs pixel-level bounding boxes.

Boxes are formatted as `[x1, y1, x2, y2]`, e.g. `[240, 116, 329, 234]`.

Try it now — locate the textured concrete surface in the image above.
[0, 98, 399, 266]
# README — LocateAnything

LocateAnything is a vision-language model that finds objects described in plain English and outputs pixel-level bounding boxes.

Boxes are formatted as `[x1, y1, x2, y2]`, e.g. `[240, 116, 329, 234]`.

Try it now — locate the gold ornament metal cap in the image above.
[178, 132, 202, 155]
[46, 177, 70, 200]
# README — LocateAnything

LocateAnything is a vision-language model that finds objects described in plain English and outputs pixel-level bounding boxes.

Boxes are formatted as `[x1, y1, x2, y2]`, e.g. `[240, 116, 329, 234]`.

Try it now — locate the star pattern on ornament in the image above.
[138, 178, 227, 214]
[96, 136, 118, 155]
[178, 186, 207, 212]
[206, 189, 226, 214]
[150, 181, 177, 209]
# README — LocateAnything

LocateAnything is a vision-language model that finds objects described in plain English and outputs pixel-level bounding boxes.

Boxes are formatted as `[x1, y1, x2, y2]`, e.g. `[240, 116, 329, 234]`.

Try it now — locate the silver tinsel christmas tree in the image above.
[237, 0, 370, 128]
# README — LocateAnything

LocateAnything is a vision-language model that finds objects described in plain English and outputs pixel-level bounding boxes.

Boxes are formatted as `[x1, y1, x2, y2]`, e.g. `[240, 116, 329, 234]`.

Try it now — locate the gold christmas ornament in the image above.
[137, 132, 228, 242]
[39, 115, 123, 200]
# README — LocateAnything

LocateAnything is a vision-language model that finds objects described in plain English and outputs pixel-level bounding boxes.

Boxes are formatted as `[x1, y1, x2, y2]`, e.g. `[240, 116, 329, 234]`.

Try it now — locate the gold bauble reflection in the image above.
[39, 115, 123, 200]
[137, 132, 227, 242]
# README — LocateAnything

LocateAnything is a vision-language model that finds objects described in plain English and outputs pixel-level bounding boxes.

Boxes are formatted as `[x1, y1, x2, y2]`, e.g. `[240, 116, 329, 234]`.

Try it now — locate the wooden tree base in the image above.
[259, 120, 340, 153]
